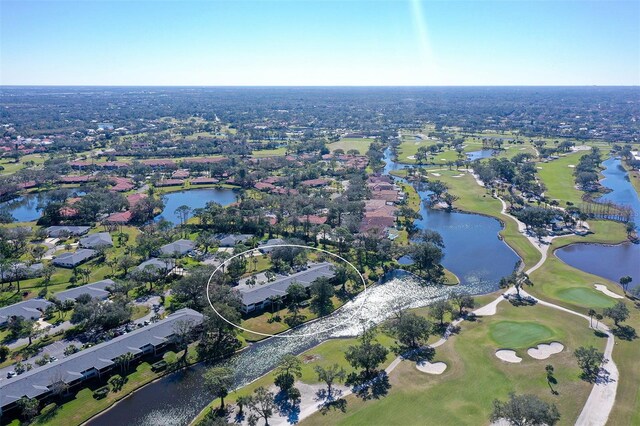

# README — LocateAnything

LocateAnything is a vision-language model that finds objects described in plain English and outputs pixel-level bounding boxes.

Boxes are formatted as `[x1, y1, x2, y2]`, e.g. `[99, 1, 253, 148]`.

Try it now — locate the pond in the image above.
[413, 191, 520, 287]
[385, 147, 520, 286]
[156, 188, 238, 224]
[0, 190, 85, 222]
[556, 157, 640, 289]
[555, 242, 639, 289]
[466, 149, 499, 161]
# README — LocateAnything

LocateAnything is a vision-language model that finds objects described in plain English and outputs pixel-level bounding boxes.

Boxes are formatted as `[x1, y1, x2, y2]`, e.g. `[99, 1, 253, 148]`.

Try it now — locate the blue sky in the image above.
[1, 0, 638, 85]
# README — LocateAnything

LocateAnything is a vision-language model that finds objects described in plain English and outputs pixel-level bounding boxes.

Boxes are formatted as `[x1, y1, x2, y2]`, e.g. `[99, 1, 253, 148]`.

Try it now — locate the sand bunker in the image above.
[431, 172, 441, 176]
[416, 361, 447, 374]
[495, 350, 522, 363]
[568, 164, 575, 168]
[407, 155, 416, 160]
[527, 342, 564, 360]
[594, 284, 624, 299]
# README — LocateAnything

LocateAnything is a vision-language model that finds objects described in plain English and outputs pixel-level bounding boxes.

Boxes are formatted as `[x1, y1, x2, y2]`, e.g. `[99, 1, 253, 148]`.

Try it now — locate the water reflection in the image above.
[89, 275, 486, 426]
[156, 188, 237, 224]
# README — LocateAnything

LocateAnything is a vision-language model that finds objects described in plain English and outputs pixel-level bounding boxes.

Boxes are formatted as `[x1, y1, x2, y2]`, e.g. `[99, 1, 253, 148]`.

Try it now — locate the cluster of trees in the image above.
[574, 147, 603, 191]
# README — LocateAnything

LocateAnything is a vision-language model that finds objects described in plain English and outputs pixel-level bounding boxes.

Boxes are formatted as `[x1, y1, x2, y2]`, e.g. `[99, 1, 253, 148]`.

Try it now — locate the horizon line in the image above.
[2, 84, 639, 88]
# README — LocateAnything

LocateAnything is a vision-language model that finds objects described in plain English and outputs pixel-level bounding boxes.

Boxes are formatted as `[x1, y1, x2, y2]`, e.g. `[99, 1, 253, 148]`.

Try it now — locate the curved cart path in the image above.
[288, 285, 617, 426]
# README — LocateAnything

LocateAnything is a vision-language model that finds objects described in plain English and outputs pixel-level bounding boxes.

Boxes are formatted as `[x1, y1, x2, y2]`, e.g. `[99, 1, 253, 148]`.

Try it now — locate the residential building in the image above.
[79, 232, 113, 249]
[159, 239, 195, 256]
[237, 262, 335, 313]
[53, 279, 115, 302]
[0, 309, 203, 412]
[52, 249, 97, 268]
[45, 226, 90, 238]
[0, 299, 52, 327]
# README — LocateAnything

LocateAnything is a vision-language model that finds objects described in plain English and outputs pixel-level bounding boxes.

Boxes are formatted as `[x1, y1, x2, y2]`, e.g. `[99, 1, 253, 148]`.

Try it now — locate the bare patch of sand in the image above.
[527, 342, 564, 360]
[568, 164, 575, 168]
[495, 349, 522, 363]
[431, 172, 441, 176]
[416, 361, 447, 375]
[594, 284, 624, 299]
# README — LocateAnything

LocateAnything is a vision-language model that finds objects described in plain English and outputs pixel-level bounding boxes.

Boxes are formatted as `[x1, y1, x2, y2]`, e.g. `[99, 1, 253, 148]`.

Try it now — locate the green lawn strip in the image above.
[303, 302, 603, 426]
[327, 138, 374, 154]
[30, 350, 185, 426]
[251, 147, 288, 158]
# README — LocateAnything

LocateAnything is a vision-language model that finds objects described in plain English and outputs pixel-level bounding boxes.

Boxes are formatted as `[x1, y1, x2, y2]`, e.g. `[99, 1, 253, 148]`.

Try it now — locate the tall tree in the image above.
[203, 367, 234, 411]
[491, 393, 560, 426]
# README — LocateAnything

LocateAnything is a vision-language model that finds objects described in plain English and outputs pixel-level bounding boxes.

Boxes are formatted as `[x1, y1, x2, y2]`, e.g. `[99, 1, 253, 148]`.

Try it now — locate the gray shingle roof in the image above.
[135, 258, 175, 272]
[0, 299, 52, 325]
[159, 239, 195, 256]
[53, 279, 116, 302]
[79, 232, 113, 249]
[46, 226, 90, 237]
[257, 238, 286, 253]
[238, 262, 335, 306]
[52, 249, 97, 267]
[0, 308, 203, 409]
[216, 234, 253, 247]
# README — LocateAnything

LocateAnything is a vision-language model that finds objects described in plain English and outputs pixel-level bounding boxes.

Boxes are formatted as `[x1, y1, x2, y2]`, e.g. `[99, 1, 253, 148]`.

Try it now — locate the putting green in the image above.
[489, 321, 556, 349]
[556, 287, 616, 309]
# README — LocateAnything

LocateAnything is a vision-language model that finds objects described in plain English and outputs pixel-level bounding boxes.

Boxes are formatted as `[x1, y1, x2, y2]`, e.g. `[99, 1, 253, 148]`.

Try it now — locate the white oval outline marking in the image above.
[206, 244, 368, 338]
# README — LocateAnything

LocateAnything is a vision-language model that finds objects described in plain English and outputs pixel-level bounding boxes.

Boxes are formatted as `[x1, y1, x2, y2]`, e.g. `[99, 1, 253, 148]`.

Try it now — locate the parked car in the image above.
[6, 371, 16, 378]
[50, 356, 58, 362]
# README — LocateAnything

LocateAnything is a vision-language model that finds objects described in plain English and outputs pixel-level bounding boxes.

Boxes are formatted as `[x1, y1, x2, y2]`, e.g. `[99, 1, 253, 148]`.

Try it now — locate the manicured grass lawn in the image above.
[554, 288, 615, 309]
[327, 138, 374, 154]
[303, 301, 604, 426]
[251, 147, 288, 157]
[537, 152, 586, 205]
[191, 332, 397, 424]
[489, 320, 556, 349]
[524, 219, 639, 425]
[30, 351, 183, 426]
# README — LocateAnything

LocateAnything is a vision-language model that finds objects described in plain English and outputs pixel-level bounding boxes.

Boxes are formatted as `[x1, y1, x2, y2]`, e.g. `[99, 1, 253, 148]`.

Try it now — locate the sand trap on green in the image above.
[556, 287, 616, 309]
[489, 321, 555, 349]
[527, 342, 564, 360]
[495, 349, 522, 363]
[416, 361, 447, 374]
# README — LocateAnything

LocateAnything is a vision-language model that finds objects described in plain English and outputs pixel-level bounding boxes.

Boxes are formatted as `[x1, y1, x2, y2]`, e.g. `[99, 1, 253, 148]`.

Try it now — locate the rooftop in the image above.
[237, 262, 335, 306]
[0, 308, 203, 409]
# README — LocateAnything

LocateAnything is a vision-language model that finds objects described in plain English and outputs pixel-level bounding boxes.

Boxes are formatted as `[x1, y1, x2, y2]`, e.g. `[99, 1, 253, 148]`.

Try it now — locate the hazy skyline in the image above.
[1, 0, 639, 86]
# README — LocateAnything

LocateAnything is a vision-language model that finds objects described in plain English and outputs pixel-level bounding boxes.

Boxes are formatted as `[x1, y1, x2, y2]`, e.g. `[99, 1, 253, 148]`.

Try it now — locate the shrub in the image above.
[93, 386, 110, 399]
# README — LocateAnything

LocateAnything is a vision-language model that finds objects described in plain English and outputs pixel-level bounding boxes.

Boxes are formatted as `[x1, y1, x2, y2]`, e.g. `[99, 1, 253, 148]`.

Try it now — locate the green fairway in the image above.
[555, 288, 615, 309]
[251, 146, 288, 157]
[489, 321, 556, 349]
[327, 138, 373, 154]
[537, 152, 586, 205]
[303, 301, 604, 426]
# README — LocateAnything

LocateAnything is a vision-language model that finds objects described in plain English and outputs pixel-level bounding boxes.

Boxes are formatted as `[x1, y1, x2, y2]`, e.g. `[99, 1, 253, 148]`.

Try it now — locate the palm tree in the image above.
[588, 309, 596, 327]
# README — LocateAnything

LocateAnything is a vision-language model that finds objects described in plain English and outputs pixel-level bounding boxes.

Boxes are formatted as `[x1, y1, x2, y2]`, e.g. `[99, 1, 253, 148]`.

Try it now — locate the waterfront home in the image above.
[237, 262, 335, 313]
[0, 309, 203, 413]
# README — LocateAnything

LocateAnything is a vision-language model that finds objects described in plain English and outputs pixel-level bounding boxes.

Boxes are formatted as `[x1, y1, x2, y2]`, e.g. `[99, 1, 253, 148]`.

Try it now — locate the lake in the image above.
[156, 188, 237, 224]
[467, 149, 499, 161]
[0, 190, 85, 222]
